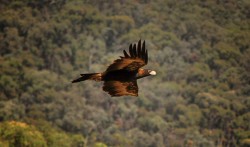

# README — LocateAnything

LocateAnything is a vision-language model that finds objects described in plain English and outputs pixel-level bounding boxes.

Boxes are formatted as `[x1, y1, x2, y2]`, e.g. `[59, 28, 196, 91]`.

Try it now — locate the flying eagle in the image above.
[72, 40, 156, 97]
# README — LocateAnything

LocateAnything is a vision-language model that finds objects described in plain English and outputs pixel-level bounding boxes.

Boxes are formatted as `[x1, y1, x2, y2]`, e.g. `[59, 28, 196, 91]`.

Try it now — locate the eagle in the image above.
[72, 40, 156, 97]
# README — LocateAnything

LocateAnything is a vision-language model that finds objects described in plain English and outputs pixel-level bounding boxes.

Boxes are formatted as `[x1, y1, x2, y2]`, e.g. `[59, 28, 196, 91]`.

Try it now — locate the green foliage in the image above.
[0, 121, 47, 147]
[0, 120, 86, 147]
[94, 142, 108, 147]
[0, 1, 249, 146]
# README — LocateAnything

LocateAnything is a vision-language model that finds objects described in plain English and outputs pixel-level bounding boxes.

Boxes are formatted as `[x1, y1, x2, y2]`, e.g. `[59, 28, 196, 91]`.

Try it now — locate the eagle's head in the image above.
[136, 68, 156, 79]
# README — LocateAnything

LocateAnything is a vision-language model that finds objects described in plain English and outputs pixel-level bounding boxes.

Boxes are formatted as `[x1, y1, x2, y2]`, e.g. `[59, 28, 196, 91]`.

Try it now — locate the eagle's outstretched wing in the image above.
[105, 40, 148, 72]
[103, 80, 138, 97]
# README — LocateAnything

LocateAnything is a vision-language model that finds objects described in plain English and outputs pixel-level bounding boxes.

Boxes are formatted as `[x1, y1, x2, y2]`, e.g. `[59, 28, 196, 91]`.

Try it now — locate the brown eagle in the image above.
[72, 40, 156, 97]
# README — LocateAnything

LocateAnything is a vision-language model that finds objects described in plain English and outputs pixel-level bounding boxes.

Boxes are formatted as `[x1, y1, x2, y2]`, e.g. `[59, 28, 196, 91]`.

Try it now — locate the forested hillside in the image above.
[0, 0, 250, 146]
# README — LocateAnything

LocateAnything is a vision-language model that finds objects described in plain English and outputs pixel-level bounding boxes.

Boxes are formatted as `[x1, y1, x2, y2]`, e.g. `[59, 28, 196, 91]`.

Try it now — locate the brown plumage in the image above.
[72, 40, 156, 97]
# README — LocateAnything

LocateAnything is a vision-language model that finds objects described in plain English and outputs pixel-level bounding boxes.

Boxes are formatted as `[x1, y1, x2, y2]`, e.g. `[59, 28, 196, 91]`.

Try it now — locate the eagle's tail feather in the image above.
[72, 73, 102, 83]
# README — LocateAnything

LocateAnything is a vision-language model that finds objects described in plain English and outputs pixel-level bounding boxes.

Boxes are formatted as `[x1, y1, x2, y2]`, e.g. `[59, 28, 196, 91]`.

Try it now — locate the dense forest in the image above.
[0, 0, 250, 146]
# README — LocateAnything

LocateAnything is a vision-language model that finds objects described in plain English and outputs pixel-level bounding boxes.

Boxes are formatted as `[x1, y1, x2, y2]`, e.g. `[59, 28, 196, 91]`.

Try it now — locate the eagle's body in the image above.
[72, 40, 156, 97]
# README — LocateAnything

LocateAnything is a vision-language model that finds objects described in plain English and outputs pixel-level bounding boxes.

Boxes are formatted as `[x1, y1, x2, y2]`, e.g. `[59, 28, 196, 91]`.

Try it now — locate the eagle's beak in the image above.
[149, 70, 157, 75]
